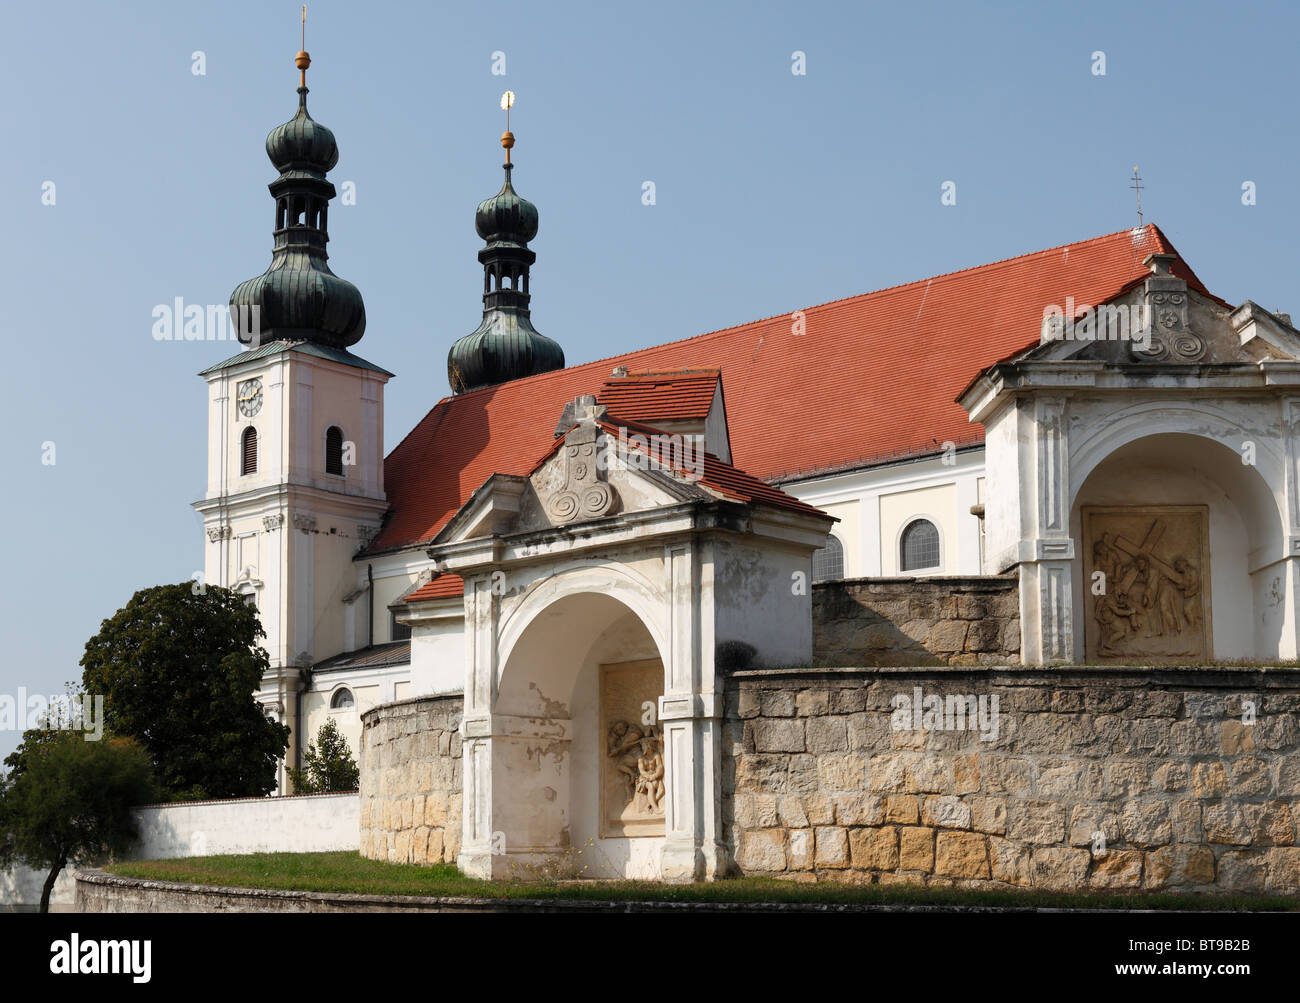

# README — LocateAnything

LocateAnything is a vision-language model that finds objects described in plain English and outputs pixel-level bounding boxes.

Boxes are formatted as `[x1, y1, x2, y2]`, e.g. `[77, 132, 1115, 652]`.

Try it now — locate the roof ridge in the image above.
[424, 225, 1171, 404]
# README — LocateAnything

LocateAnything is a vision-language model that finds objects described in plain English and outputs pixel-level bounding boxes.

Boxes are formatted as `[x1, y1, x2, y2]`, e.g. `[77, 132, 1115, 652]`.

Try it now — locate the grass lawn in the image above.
[103, 852, 1297, 910]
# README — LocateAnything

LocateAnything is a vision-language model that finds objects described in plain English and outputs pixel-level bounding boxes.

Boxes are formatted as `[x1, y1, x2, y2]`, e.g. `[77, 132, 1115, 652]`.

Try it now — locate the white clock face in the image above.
[237, 378, 263, 418]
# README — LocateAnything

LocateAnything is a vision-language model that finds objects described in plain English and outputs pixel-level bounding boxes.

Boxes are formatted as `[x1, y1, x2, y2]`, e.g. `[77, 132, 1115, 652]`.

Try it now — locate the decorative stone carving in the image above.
[600, 659, 665, 837]
[206, 525, 232, 542]
[544, 421, 617, 525]
[1083, 506, 1213, 662]
[263, 514, 285, 531]
[1132, 253, 1206, 363]
[292, 514, 317, 533]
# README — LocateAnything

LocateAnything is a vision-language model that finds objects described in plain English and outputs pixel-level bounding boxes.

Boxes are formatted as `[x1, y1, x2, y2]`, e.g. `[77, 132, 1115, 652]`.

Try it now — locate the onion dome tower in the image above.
[447, 93, 564, 393]
[229, 46, 365, 348]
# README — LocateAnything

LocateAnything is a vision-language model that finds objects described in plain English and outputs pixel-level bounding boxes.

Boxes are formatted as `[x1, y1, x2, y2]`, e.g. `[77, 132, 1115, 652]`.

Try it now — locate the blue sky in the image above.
[1, 0, 1295, 758]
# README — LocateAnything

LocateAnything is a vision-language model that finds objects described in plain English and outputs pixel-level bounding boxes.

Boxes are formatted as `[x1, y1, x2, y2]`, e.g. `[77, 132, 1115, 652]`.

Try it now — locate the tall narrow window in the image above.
[390, 611, 411, 642]
[241, 426, 258, 475]
[812, 535, 845, 583]
[900, 519, 941, 572]
[326, 426, 344, 476]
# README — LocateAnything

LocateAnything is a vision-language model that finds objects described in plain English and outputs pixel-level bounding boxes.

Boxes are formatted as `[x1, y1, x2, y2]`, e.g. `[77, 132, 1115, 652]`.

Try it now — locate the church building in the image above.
[194, 52, 1300, 883]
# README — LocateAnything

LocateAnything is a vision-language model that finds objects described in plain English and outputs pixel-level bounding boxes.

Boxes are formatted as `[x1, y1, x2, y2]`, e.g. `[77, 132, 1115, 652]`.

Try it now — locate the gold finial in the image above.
[500, 90, 516, 164]
[295, 6, 310, 88]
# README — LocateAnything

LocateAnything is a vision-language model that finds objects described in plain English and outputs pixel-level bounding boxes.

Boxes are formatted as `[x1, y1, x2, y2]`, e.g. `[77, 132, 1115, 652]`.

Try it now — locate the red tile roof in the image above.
[598, 370, 720, 423]
[592, 416, 829, 519]
[403, 574, 466, 602]
[371, 224, 1214, 553]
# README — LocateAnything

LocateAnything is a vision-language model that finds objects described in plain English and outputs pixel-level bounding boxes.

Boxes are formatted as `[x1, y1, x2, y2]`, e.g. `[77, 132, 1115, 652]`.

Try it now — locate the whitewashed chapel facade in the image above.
[193, 56, 1300, 877]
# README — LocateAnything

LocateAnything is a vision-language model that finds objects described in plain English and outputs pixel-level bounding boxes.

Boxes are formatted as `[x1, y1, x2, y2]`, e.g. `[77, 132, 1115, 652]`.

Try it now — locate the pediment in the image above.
[437, 419, 715, 544]
[1029, 254, 1300, 368]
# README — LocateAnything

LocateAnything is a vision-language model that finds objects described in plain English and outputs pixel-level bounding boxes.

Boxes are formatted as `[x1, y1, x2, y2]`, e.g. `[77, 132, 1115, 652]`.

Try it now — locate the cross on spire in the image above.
[1130, 165, 1144, 228]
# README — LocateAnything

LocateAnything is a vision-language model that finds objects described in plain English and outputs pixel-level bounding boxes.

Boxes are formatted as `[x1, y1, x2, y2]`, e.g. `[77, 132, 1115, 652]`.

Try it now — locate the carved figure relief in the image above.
[600, 659, 665, 837]
[1083, 506, 1212, 662]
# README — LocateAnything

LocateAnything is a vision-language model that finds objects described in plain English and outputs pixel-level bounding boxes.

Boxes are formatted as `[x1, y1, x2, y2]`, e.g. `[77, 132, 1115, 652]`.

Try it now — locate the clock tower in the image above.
[193, 49, 391, 790]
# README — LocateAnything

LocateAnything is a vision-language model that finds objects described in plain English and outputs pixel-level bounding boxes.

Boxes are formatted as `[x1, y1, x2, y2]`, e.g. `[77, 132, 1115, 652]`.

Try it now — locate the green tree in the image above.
[80, 583, 290, 799]
[288, 718, 360, 793]
[0, 729, 157, 912]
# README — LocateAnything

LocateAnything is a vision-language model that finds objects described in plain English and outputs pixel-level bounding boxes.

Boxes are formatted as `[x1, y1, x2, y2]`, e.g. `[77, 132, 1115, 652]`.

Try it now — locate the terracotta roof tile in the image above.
[598, 370, 720, 423]
[402, 574, 465, 602]
[370, 224, 1212, 553]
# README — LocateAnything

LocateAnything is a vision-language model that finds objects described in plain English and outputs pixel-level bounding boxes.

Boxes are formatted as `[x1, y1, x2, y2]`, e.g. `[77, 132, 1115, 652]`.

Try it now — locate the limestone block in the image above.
[922, 795, 972, 829]
[1220, 721, 1255, 756]
[1106, 761, 1150, 797]
[806, 716, 849, 753]
[987, 837, 1032, 886]
[981, 756, 1032, 795]
[735, 754, 790, 794]
[1006, 799, 1065, 845]
[1068, 805, 1118, 847]
[1172, 801, 1203, 844]
[898, 826, 935, 871]
[759, 690, 796, 717]
[868, 752, 919, 793]
[1120, 800, 1172, 848]
[849, 826, 899, 871]
[814, 826, 850, 869]
[1229, 757, 1270, 796]
[1089, 849, 1143, 889]
[1279, 757, 1300, 795]
[884, 796, 920, 825]
[831, 687, 869, 715]
[787, 754, 819, 795]
[1218, 850, 1267, 893]
[1031, 847, 1090, 891]
[1145, 846, 1215, 888]
[788, 829, 814, 871]
[833, 793, 884, 826]
[846, 712, 891, 752]
[1203, 804, 1252, 846]
[953, 754, 981, 794]
[804, 794, 835, 825]
[777, 796, 809, 829]
[934, 831, 989, 879]
[1153, 762, 1188, 792]
[1249, 801, 1294, 846]
[752, 718, 806, 755]
[796, 690, 831, 717]
[1192, 761, 1228, 797]
[738, 829, 786, 872]
[929, 621, 968, 654]
[970, 796, 1007, 835]
[1266, 847, 1300, 890]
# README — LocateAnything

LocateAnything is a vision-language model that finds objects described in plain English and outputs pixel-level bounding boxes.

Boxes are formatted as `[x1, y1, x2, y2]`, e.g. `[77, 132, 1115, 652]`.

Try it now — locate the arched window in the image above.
[812, 535, 845, 583]
[241, 426, 258, 475]
[325, 426, 344, 476]
[330, 688, 355, 710]
[901, 519, 941, 572]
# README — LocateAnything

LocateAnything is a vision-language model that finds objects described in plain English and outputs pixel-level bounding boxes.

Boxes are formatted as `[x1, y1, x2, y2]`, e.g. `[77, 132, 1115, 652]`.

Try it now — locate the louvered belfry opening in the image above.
[241, 426, 258, 475]
[326, 425, 344, 475]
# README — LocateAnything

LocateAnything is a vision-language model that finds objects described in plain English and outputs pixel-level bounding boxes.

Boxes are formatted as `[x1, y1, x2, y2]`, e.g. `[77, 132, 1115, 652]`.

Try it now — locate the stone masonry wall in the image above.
[813, 575, 1019, 667]
[723, 666, 1300, 895]
[359, 695, 463, 865]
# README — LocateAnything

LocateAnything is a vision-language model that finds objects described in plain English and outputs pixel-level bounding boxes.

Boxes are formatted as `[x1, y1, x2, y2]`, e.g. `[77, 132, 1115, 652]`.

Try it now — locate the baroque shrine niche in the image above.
[600, 659, 665, 838]
[1083, 505, 1213, 663]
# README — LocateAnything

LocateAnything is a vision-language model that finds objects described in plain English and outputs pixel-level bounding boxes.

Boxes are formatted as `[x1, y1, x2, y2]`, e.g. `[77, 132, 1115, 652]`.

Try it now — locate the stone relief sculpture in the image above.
[600, 660, 666, 836]
[606, 721, 665, 816]
[1083, 507, 1212, 661]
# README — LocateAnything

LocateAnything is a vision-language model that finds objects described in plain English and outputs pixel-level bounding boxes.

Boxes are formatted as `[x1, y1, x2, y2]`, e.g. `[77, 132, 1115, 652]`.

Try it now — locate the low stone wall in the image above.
[359, 694, 463, 865]
[723, 665, 1300, 895]
[133, 791, 359, 858]
[813, 575, 1019, 667]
